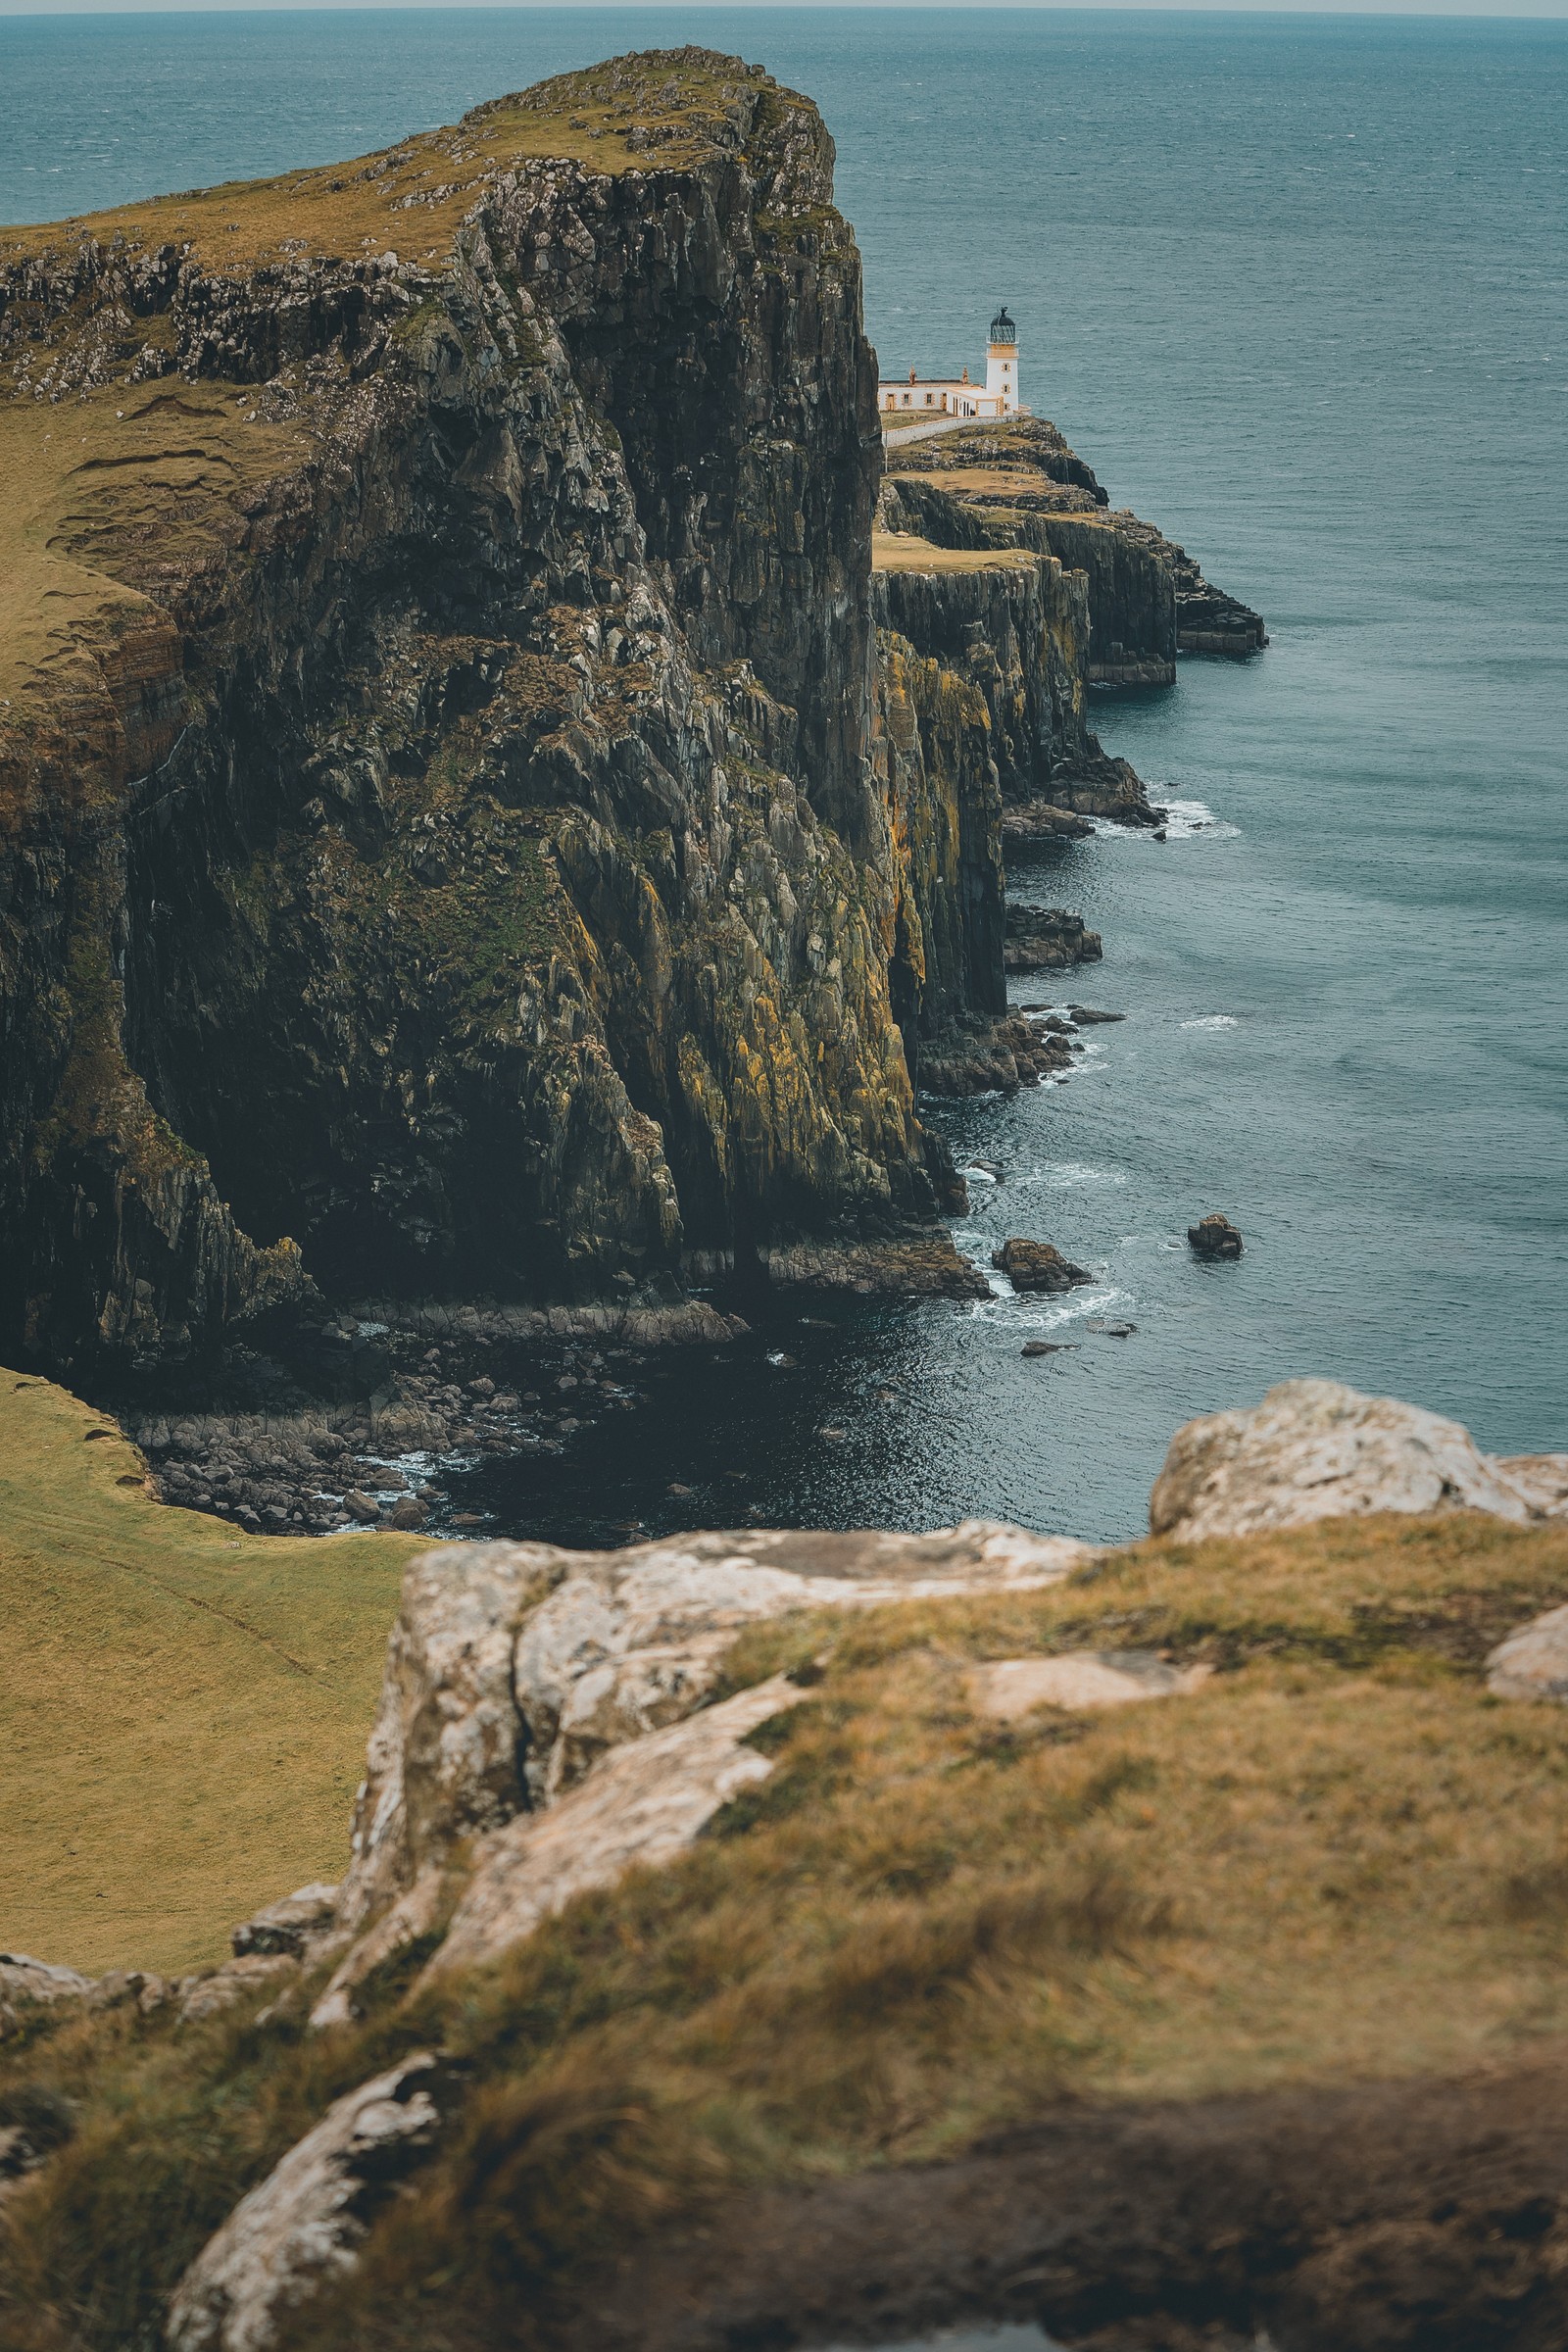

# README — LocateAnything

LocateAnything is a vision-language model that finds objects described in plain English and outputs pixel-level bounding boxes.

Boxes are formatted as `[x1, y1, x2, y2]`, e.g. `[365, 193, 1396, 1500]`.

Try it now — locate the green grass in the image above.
[6, 1507, 1568, 2350]
[0, 1372, 420, 1977]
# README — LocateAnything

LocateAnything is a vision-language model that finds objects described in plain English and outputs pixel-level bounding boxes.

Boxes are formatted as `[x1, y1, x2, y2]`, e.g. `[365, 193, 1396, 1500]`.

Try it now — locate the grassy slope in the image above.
[0, 1373, 417, 1975]
[872, 529, 1041, 574]
[6, 1506, 1568, 2348]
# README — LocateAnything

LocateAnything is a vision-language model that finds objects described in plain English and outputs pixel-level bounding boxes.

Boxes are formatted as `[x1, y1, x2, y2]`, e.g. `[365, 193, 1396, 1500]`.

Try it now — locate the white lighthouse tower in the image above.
[986, 305, 1020, 416]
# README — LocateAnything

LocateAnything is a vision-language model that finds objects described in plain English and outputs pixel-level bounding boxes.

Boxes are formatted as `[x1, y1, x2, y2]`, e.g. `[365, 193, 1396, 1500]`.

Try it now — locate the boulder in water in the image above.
[1188, 1212, 1244, 1259]
[992, 1239, 1094, 1294]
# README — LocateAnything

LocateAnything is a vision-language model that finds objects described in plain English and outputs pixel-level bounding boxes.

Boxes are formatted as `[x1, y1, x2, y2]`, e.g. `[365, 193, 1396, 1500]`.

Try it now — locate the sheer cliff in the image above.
[0, 52, 956, 1373]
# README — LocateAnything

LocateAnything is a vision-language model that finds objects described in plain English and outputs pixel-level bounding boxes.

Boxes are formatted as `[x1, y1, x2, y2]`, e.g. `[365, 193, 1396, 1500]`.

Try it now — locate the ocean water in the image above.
[3, 10, 1565, 1543]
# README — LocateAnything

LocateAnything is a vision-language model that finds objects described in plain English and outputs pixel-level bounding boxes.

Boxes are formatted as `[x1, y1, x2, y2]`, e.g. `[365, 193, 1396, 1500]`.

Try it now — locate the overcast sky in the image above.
[6, 1, 1568, 18]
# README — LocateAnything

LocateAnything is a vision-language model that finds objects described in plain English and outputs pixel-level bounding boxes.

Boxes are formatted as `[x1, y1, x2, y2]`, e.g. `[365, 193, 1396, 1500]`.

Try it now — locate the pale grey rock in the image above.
[0, 1951, 92, 2004]
[1150, 1378, 1554, 1542]
[966, 1653, 1212, 1717]
[428, 1676, 806, 1980]
[1494, 1455, 1568, 1520]
[176, 1954, 299, 2025]
[87, 1968, 172, 2015]
[166, 2055, 450, 2352]
[231, 1884, 340, 1960]
[1487, 1604, 1568, 1705]
[0, 1951, 92, 2037]
[331, 1521, 1092, 1948]
[309, 1870, 445, 2032]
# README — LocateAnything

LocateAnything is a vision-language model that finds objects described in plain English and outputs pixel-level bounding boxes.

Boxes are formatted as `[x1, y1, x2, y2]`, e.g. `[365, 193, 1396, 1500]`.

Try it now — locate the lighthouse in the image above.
[875, 307, 1030, 420]
[986, 305, 1019, 416]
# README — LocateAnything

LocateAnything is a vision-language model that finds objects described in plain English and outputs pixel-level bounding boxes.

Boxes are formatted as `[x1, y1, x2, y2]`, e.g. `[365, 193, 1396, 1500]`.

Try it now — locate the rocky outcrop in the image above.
[262, 1518, 1090, 2026]
[0, 1952, 92, 2038]
[0, 51, 965, 1380]
[1150, 1377, 1566, 1542]
[991, 1238, 1093, 1295]
[1004, 906, 1102, 972]
[1188, 1212, 1244, 1259]
[883, 418, 1266, 676]
[166, 2055, 457, 2352]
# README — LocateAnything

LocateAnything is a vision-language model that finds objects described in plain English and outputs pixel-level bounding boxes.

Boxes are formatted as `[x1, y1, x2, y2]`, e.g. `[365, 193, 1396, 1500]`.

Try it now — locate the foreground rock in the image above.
[427, 1677, 807, 1980]
[1151, 1377, 1566, 1541]
[992, 1240, 1095, 1295]
[167, 2056, 455, 2352]
[967, 1654, 1212, 1716]
[0, 1953, 92, 2038]
[1487, 1606, 1568, 1704]
[1188, 1212, 1245, 1259]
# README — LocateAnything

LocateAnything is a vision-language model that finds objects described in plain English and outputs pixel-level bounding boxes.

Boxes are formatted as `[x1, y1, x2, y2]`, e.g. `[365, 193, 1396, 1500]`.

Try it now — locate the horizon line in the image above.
[6, 0, 1568, 20]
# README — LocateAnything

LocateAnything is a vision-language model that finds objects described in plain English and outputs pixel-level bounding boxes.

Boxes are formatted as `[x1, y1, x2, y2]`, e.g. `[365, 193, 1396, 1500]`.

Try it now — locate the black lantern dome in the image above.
[989, 305, 1017, 346]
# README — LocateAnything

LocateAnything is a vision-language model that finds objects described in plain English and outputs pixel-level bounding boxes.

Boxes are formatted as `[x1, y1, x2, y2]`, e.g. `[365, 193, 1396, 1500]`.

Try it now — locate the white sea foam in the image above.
[966, 1281, 1132, 1333]
[1180, 1014, 1239, 1031]
[1095, 795, 1238, 843]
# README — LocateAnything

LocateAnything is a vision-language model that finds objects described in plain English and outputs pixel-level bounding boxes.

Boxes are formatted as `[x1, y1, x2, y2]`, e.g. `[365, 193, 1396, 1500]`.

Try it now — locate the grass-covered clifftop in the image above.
[0, 1372, 417, 1975]
[6, 1500, 1568, 2347]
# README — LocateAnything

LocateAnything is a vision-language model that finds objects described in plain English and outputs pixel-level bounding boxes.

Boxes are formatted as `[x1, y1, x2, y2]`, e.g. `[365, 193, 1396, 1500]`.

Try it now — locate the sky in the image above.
[5, 1, 1568, 18]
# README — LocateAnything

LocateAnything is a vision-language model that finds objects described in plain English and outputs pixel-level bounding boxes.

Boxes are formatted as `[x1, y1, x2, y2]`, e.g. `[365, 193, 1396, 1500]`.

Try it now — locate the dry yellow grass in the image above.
[0, 384, 309, 710]
[0, 65, 761, 273]
[872, 529, 1041, 575]
[0, 1372, 417, 1974]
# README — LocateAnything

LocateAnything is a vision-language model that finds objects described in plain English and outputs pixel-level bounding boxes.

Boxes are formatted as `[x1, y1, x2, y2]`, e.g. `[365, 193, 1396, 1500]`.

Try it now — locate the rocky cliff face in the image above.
[883, 417, 1266, 677]
[0, 52, 967, 1375]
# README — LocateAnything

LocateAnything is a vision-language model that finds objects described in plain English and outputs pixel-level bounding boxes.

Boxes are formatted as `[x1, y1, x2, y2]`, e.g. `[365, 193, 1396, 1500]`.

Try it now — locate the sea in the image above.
[3, 7, 1565, 1544]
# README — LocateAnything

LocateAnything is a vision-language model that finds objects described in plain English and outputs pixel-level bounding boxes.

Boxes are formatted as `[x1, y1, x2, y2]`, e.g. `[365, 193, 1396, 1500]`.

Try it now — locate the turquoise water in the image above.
[4, 10, 1565, 1542]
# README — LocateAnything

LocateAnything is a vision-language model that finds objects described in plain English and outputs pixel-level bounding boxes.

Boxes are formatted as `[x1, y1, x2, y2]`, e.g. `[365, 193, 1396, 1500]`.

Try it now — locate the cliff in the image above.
[884, 416, 1267, 675]
[0, 50, 973, 1378]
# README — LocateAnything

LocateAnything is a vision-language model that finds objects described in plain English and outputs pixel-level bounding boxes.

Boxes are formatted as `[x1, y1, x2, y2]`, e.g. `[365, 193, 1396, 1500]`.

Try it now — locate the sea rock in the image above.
[1003, 907, 1103, 973]
[166, 2056, 454, 2352]
[1486, 1606, 1568, 1705]
[1188, 1212, 1244, 1259]
[1150, 1378, 1556, 1542]
[967, 1653, 1212, 1717]
[992, 1239, 1095, 1295]
[1069, 1006, 1126, 1024]
[1002, 803, 1095, 843]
